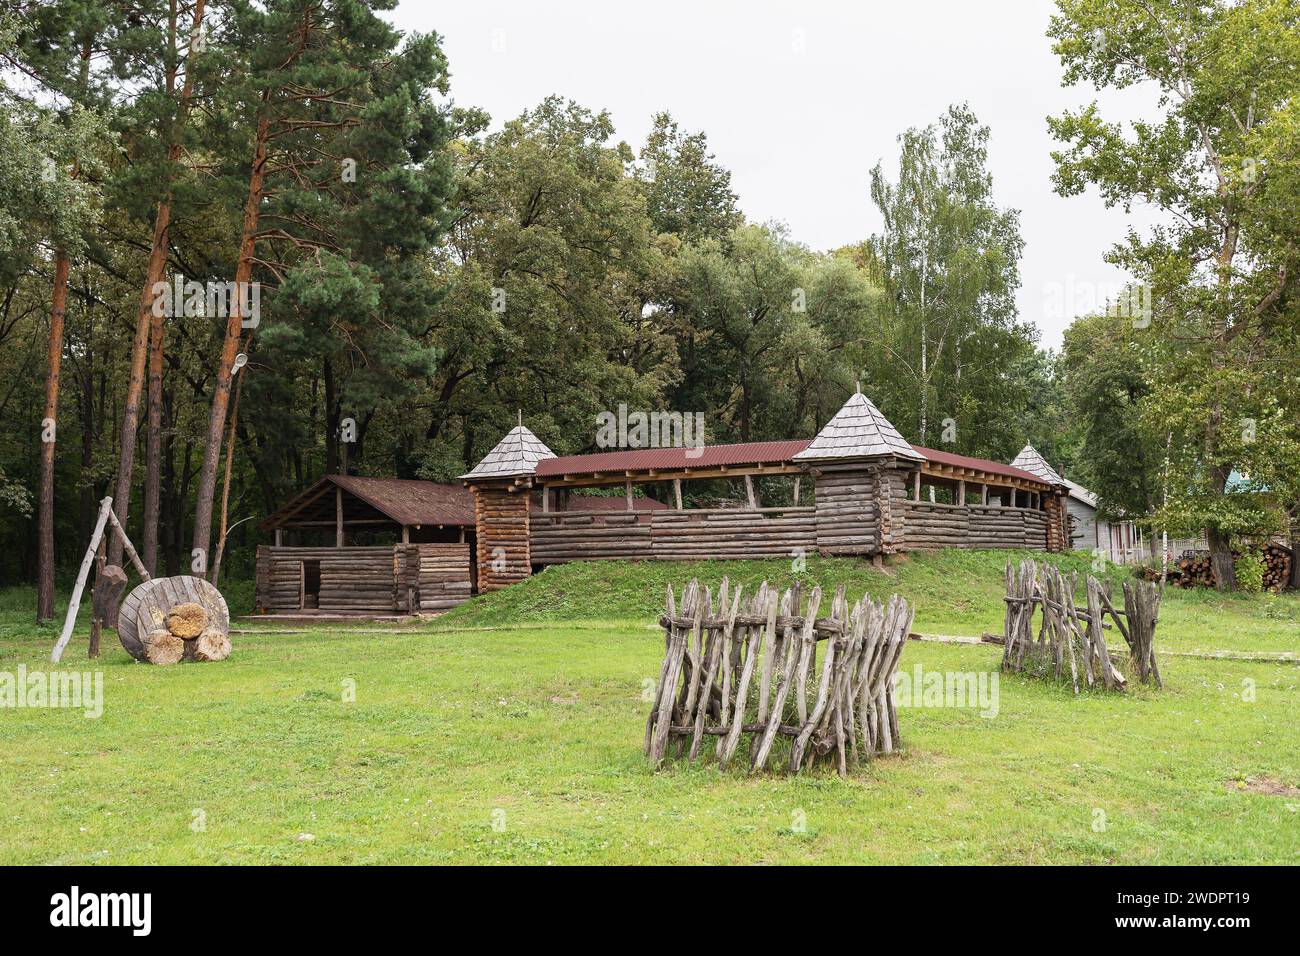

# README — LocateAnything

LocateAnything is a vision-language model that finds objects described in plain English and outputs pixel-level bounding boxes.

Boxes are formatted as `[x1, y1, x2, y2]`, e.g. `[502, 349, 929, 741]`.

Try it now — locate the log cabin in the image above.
[254, 475, 476, 615]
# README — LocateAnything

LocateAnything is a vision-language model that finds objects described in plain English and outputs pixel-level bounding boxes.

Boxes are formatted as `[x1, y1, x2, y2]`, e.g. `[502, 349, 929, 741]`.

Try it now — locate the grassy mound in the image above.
[438, 549, 1124, 634]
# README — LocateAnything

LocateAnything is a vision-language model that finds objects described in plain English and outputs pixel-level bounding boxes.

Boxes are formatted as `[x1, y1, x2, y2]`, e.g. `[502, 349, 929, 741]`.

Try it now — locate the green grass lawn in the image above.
[1, 551, 1297, 864]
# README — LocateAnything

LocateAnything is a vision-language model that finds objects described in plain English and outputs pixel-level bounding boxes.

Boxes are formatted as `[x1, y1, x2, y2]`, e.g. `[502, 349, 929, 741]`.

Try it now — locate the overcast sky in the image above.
[392, 0, 1165, 350]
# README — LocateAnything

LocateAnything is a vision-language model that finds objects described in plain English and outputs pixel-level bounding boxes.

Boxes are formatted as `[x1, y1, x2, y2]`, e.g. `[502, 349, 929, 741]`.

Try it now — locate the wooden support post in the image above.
[401, 525, 410, 544]
[928, 485, 936, 503]
[541, 486, 549, 513]
[957, 479, 966, 506]
[274, 529, 283, 546]
[335, 486, 344, 547]
[673, 478, 683, 510]
[625, 478, 634, 511]
[981, 483, 988, 506]
[913, 470, 921, 501]
[793, 475, 801, 505]
[104, 508, 150, 581]
[52, 497, 113, 663]
[745, 475, 757, 509]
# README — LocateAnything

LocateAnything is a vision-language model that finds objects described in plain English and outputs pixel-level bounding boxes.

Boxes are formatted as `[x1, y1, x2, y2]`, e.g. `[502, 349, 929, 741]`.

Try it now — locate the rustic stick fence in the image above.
[646, 577, 914, 776]
[1002, 560, 1161, 692]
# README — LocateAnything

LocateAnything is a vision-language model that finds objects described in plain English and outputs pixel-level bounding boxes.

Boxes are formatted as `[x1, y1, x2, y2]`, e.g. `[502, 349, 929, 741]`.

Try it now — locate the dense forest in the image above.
[1, 0, 1297, 597]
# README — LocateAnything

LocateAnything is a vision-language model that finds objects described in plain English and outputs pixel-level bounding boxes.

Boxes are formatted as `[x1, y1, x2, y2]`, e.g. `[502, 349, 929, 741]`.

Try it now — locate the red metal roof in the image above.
[910, 446, 1046, 484]
[534, 438, 1049, 486]
[534, 440, 814, 477]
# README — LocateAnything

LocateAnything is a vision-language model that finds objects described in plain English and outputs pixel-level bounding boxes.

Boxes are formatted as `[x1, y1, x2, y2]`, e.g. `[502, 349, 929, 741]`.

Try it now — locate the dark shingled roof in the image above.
[262, 475, 476, 530]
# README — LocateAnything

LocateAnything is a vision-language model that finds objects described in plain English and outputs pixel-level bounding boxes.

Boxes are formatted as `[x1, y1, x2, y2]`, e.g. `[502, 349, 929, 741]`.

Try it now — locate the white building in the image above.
[1062, 477, 1206, 564]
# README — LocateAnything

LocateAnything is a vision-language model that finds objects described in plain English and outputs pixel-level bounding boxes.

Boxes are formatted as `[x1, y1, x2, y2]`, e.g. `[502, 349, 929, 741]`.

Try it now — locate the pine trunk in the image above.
[191, 110, 269, 569]
[209, 373, 242, 583]
[120, 0, 206, 571]
[142, 281, 166, 575]
[109, 206, 171, 567]
[37, 252, 71, 621]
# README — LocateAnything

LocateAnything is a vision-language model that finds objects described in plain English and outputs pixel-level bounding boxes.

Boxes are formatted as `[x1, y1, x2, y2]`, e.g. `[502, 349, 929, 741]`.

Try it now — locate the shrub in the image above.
[1234, 551, 1265, 593]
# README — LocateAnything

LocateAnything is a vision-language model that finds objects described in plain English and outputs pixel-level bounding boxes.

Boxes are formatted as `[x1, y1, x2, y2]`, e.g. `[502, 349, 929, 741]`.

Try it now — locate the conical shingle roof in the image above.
[793, 391, 924, 463]
[461, 425, 556, 480]
[1009, 445, 1063, 485]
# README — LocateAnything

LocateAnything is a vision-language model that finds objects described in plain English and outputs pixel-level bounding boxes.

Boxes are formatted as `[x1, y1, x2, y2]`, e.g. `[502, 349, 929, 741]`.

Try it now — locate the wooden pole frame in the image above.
[51, 497, 113, 663]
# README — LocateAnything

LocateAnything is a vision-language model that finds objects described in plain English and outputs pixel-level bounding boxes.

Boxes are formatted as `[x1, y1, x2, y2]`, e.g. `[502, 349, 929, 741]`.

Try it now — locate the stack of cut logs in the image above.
[1262, 543, 1293, 591]
[1174, 551, 1215, 588]
[1172, 544, 1292, 591]
[144, 602, 231, 665]
[117, 574, 232, 665]
[646, 577, 914, 777]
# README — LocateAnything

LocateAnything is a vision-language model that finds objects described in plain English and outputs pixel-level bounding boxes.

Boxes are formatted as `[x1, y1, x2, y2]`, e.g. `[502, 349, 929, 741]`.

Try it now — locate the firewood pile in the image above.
[646, 577, 914, 777]
[1003, 560, 1161, 692]
[117, 575, 231, 665]
[1170, 544, 1292, 590]
[1260, 543, 1291, 591]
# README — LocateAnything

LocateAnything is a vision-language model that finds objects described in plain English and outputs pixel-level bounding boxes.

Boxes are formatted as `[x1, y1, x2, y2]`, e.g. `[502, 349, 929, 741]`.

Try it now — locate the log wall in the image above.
[1043, 492, 1067, 553]
[413, 543, 473, 610]
[473, 484, 532, 592]
[813, 469, 879, 555]
[530, 507, 816, 564]
[902, 503, 1051, 551]
[254, 544, 472, 614]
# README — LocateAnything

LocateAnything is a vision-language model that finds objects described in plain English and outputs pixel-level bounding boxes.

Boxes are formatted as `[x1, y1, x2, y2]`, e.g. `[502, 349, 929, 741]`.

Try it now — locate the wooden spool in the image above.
[117, 575, 230, 664]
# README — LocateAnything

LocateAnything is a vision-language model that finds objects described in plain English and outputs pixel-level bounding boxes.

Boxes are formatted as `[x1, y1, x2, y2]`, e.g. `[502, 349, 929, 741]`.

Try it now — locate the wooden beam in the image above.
[401, 525, 410, 544]
[275, 529, 283, 546]
[793, 476, 801, 506]
[957, 478, 966, 506]
[625, 478, 634, 511]
[336, 486, 344, 547]
[744, 475, 757, 509]
[981, 483, 988, 505]
[673, 478, 683, 510]
[913, 470, 922, 501]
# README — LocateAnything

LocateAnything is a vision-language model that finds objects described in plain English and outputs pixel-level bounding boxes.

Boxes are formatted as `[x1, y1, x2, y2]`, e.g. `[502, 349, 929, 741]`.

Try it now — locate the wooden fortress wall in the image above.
[488, 465, 1060, 579]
